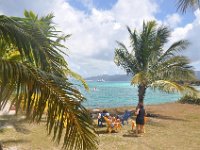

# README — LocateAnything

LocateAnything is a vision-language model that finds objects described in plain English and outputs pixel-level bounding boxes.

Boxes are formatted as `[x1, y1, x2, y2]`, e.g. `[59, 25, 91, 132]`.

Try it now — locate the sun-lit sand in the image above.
[0, 102, 200, 150]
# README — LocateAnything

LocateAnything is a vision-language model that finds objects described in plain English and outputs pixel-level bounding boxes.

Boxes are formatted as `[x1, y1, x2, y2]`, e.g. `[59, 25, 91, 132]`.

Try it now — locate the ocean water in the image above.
[80, 81, 184, 108]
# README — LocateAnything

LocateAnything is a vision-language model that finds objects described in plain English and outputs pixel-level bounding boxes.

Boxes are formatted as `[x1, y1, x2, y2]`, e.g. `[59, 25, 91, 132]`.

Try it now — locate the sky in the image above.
[0, 0, 200, 77]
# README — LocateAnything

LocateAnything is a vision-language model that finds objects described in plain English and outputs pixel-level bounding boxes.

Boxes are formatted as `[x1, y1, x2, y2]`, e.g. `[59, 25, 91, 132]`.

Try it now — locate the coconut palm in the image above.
[21, 10, 88, 89]
[114, 21, 198, 104]
[177, 0, 200, 13]
[0, 11, 97, 150]
[0, 39, 21, 61]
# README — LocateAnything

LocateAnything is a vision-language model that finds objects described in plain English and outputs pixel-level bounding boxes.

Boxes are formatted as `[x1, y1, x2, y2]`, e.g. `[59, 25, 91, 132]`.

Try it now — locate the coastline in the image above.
[88, 101, 180, 114]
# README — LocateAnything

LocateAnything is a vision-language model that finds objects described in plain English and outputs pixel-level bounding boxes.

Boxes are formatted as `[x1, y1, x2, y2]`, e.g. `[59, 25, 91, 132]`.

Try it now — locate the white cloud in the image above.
[0, 0, 52, 16]
[113, 22, 121, 30]
[112, 0, 157, 26]
[68, 55, 123, 77]
[0, 0, 199, 77]
[168, 10, 200, 70]
[170, 23, 193, 43]
[44, 0, 158, 76]
[164, 13, 182, 28]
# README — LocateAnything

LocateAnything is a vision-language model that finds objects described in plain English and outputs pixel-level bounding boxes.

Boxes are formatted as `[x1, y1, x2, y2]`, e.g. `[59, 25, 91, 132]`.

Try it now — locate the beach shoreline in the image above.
[88, 101, 180, 114]
[1, 102, 200, 149]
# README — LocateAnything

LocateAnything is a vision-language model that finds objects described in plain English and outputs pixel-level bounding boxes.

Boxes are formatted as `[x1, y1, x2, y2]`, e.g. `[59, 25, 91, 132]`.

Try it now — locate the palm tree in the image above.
[0, 39, 21, 61]
[114, 21, 198, 104]
[0, 11, 97, 150]
[177, 0, 200, 13]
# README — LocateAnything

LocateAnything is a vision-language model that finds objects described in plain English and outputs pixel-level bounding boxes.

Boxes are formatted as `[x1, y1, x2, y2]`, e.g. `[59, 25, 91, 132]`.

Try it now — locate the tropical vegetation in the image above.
[177, 0, 200, 13]
[179, 95, 200, 104]
[0, 10, 97, 150]
[114, 20, 199, 104]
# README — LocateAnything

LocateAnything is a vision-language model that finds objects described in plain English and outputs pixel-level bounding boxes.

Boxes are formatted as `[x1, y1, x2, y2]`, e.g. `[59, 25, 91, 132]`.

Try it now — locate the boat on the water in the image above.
[97, 79, 105, 82]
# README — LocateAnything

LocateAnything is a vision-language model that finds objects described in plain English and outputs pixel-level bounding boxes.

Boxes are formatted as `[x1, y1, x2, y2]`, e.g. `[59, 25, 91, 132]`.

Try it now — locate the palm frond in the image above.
[155, 56, 195, 81]
[114, 47, 139, 74]
[116, 41, 129, 52]
[139, 21, 157, 68]
[159, 40, 189, 62]
[0, 59, 98, 150]
[151, 80, 199, 96]
[56, 34, 71, 43]
[0, 12, 84, 102]
[155, 26, 170, 47]
[0, 12, 98, 150]
[66, 69, 89, 91]
[0, 40, 21, 61]
[127, 26, 138, 53]
[131, 72, 147, 85]
[10, 12, 69, 76]
[177, 0, 200, 13]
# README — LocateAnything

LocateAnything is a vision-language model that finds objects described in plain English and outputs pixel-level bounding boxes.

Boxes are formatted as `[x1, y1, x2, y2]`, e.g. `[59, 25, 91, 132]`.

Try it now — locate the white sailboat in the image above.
[97, 78, 105, 82]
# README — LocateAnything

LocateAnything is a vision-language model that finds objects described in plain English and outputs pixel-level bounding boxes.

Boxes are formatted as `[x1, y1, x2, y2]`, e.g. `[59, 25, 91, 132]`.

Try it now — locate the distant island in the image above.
[86, 71, 200, 82]
[85, 74, 132, 81]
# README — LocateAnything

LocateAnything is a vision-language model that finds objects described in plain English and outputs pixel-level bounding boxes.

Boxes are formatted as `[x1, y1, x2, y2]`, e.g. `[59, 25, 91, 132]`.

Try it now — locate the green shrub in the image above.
[178, 95, 200, 105]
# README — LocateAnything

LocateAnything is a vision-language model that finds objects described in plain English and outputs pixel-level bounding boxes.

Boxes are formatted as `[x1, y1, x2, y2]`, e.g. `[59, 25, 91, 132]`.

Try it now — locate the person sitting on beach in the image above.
[135, 102, 146, 134]
[107, 116, 115, 127]
[108, 115, 122, 129]
[114, 115, 121, 129]
[98, 110, 109, 127]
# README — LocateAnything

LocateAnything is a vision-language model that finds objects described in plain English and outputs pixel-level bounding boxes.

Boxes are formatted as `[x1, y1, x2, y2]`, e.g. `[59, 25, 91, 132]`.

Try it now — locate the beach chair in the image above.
[103, 116, 122, 133]
[144, 116, 149, 123]
[131, 120, 135, 130]
[118, 110, 132, 125]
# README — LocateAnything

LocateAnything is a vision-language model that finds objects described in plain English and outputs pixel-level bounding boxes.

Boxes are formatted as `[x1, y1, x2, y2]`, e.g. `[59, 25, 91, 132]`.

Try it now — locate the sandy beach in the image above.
[98, 102, 200, 149]
[0, 102, 200, 150]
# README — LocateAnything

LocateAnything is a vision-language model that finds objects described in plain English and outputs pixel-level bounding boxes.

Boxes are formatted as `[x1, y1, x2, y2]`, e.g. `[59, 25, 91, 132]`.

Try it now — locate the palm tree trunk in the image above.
[138, 84, 147, 104]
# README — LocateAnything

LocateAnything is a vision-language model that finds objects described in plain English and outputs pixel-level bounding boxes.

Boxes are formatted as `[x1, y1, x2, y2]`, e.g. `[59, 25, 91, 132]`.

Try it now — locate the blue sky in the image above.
[68, 0, 117, 11]
[0, 0, 200, 77]
[68, 0, 195, 26]
[155, 0, 195, 24]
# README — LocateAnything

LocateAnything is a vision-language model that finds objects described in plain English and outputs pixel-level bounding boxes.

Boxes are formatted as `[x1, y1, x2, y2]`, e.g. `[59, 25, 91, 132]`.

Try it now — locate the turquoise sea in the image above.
[80, 81, 186, 108]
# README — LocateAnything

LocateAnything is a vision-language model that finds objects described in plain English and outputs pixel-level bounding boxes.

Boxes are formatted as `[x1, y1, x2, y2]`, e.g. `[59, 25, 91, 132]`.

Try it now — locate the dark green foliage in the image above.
[179, 95, 200, 105]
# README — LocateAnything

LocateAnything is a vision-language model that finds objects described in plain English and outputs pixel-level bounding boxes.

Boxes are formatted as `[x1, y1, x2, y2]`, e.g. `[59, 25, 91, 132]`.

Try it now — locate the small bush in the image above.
[178, 95, 200, 105]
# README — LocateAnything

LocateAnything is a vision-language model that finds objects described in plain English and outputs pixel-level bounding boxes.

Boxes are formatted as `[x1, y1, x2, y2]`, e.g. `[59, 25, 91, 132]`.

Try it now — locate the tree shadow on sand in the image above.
[95, 130, 109, 135]
[147, 113, 188, 122]
[95, 128, 120, 135]
[0, 115, 30, 134]
[1, 139, 29, 145]
[122, 130, 140, 138]
[0, 139, 30, 150]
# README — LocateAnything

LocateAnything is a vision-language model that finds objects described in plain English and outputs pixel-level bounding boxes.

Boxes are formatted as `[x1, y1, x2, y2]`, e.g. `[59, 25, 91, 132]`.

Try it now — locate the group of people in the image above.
[97, 102, 146, 135]
[97, 110, 121, 128]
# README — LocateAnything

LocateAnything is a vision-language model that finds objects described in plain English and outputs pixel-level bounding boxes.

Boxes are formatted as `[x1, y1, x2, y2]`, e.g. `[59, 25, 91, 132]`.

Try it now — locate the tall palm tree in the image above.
[114, 21, 198, 104]
[0, 39, 21, 61]
[0, 11, 97, 150]
[177, 0, 200, 13]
